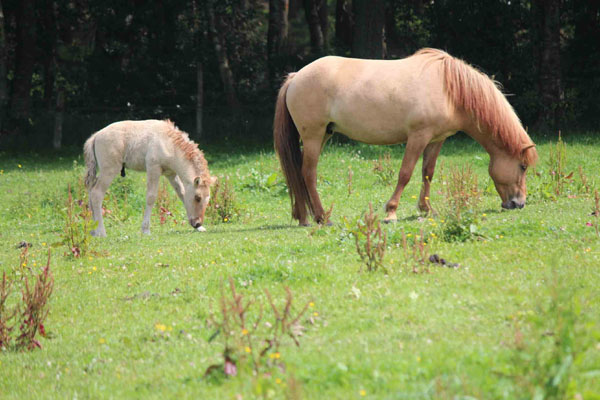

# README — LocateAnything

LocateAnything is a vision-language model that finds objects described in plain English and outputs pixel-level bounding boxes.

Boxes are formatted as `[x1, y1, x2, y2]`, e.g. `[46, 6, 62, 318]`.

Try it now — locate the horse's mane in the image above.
[163, 119, 212, 182]
[414, 48, 538, 165]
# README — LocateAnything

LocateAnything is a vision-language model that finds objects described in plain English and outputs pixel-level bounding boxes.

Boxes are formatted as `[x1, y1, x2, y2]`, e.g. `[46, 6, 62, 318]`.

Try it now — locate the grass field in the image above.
[0, 132, 599, 399]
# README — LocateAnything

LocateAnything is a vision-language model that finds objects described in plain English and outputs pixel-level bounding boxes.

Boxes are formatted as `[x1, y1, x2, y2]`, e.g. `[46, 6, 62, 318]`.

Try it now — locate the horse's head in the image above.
[488, 144, 537, 209]
[184, 175, 217, 229]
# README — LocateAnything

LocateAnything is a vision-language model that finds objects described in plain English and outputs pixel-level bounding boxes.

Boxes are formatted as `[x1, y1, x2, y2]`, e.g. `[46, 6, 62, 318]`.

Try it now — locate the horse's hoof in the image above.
[299, 222, 311, 227]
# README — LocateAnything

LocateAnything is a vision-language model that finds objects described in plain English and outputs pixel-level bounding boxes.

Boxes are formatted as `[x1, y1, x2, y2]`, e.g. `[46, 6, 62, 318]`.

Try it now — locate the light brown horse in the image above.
[274, 48, 538, 225]
[83, 119, 216, 236]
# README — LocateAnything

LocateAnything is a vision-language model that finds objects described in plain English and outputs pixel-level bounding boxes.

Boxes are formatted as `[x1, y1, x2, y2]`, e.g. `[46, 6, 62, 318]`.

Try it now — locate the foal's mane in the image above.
[164, 120, 212, 182]
[415, 48, 537, 165]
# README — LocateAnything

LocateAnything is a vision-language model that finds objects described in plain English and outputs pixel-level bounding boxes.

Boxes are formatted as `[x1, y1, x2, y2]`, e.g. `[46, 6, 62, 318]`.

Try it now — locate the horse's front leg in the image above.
[384, 137, 431, 223]
[166, 174, 185, 203]
[301, 138, 327, 225]
[141, 166, 162, 235]
[418, 140, 444, 214]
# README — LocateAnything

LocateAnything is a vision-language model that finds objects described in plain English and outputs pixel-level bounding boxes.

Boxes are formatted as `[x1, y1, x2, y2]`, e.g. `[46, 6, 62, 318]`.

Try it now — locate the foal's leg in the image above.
[89, 166, 120, 237]
[141, 166, 162, 235]
[418, 140, 444, 213]
[166, 174, 185, 203]
[301, 138, 327, 224]
[384, 136, 431, 222]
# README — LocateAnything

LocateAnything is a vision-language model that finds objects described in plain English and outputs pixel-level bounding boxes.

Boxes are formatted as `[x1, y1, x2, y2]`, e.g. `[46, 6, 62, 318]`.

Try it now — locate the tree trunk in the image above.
[206, 2, 239, 109]
[352, 0, 385, 59]
[9, 0, 36, 120]
[53, 87, 64, 150]
[0, 0, 7, 118]
[335, 0, 353, 51]
[303, 0, 326, 53]
[289, 0, 302, 19]
[533, 0, 562, 129]
[268, 0, 289, 87]
[196, 60, 203, 139]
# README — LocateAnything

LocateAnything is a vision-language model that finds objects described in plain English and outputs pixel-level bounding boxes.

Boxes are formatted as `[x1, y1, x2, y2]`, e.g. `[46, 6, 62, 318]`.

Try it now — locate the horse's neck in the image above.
[169, 152, 198, 184]
[462, 124, 506, 162]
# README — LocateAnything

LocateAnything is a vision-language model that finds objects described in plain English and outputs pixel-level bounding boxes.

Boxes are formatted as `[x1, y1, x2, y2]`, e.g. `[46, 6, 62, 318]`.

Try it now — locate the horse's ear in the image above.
[193, 177, 201, 187]
[521, 144, 536, 156]
[209, 176, 217, 186]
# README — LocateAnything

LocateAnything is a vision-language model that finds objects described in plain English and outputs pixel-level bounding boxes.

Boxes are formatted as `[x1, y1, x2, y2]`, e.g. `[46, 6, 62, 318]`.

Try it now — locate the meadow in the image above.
[0, 132, 599, 399]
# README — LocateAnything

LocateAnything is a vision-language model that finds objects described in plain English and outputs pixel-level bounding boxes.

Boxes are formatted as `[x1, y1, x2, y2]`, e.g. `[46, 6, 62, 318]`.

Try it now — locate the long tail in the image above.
[83, 135, 97, 189]
[273, 73, 314, 220]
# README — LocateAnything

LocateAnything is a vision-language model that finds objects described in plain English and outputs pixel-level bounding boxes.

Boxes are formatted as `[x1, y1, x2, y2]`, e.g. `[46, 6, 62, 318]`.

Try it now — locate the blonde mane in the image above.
[163, 119, 212, 182]
[415, 48, 537, 165]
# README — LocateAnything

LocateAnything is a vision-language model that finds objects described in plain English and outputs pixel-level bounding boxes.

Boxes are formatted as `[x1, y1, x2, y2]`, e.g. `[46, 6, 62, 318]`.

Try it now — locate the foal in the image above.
[83, 119, 216, 236]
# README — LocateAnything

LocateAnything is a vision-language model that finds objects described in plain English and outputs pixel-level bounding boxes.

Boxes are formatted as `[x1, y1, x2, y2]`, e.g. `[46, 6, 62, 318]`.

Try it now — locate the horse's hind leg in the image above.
[384, 136, 431, 222]
[301, 137, 327, 224]
[141, 166, 162, 235]
[418, 140, 444, 213]
[89, 166, 120, 237]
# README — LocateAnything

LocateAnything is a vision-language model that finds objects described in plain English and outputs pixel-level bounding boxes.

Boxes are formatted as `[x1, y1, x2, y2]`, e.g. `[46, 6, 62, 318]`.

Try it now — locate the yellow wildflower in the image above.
[155, 323, 167, 332]
[245, 346, 252, 353]
[98, 338, 106, 344]
[309, 302, 315, 308]
[241, 328, 248, 335]
[17, 164, 22, 168]
[360, 389, 367, 396]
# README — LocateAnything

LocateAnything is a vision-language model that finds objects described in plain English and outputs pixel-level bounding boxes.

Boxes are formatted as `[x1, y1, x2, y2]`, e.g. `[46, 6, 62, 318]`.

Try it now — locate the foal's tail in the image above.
[83, 135, 97, 189]
[273, 73, 314, 221]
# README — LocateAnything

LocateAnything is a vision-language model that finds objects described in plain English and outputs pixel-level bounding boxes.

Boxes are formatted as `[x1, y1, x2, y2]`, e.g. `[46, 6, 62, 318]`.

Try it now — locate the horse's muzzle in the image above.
[501, 200, 525, 209]
[190, 218, 202, 228]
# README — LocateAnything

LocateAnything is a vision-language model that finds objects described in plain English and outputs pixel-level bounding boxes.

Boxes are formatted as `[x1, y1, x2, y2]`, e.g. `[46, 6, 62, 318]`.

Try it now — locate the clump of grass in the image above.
[0, 251, 54, 351]
[372, 152, 395, 185]
[205, 278, 311, 381]
[548, 132, 573, 197]
[206, 176, 239, 223]
[399, 228, 430, 274]
[437, 165, 485, 242]
[506, 273, 586, 399]
[354, 203, 387, 272]
[577, 166, 592, 195]
[57, 184, 97, 258]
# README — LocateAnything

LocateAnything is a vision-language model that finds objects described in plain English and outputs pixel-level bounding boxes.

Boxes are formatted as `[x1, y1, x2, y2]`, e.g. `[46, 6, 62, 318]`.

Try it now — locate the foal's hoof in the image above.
[299, 222, 311, 227]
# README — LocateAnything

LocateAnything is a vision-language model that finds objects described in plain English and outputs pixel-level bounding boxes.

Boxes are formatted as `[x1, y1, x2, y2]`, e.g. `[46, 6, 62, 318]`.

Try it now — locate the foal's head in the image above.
[184, 176, 217, 229]
[488, 144, 537, 209]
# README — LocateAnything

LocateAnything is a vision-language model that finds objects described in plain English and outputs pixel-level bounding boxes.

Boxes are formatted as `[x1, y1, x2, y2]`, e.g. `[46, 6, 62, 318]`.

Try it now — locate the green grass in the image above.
[0, 133, 599, 399]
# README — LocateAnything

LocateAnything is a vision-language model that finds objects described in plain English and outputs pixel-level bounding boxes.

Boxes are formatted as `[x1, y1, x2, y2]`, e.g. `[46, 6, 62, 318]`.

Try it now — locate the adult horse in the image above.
[274, 48, 538, 225]
[83, 119, 216, 236]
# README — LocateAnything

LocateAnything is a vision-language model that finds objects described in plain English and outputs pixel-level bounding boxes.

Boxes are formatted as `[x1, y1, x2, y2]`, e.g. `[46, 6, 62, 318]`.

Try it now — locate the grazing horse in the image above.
[83, 119, 216, 236]
[274, 48, 538, 225]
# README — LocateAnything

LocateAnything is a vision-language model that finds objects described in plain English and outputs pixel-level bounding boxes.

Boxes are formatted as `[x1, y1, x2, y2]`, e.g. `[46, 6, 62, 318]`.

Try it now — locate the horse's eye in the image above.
[520, 164, 527, 172]
[194, 195, 202, 202]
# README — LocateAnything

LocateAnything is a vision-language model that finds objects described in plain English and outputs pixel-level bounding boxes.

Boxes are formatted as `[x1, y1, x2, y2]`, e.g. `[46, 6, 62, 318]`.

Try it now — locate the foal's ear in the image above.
[193, 177, 201, 187]
[520, 144, 536, 156]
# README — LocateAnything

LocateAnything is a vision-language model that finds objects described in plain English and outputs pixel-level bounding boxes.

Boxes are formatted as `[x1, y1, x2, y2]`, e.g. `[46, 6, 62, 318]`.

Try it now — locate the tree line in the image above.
[0, 0, 598, 149]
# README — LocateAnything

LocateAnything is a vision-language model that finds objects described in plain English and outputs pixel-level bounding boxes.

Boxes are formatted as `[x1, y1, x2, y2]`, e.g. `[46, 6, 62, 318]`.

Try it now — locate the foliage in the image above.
[399, 228, 430, 274]
[206, 176, 239, 223]
[0, 250, 54, 351]
[205, 278, 310, 385]
[372, 152, 395, 186]
[353, 203, 387, 273]
[55, 184, 97, 258]
[436, 164, 485, 242]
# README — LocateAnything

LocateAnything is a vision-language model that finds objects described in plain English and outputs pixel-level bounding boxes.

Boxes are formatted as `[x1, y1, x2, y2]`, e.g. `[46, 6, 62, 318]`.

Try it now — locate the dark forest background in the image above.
[0, 0, 598, 150]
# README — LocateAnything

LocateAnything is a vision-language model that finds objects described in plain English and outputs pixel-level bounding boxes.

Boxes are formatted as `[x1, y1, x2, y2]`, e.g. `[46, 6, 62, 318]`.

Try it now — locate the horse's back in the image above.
[286, 54, 457, 144]
[91, 120, 171, 171]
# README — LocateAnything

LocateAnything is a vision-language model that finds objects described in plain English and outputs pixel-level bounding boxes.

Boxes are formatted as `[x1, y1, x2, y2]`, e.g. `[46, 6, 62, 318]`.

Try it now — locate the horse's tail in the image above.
[273, 73, 314, 221]
[83, 135, 97, 189]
